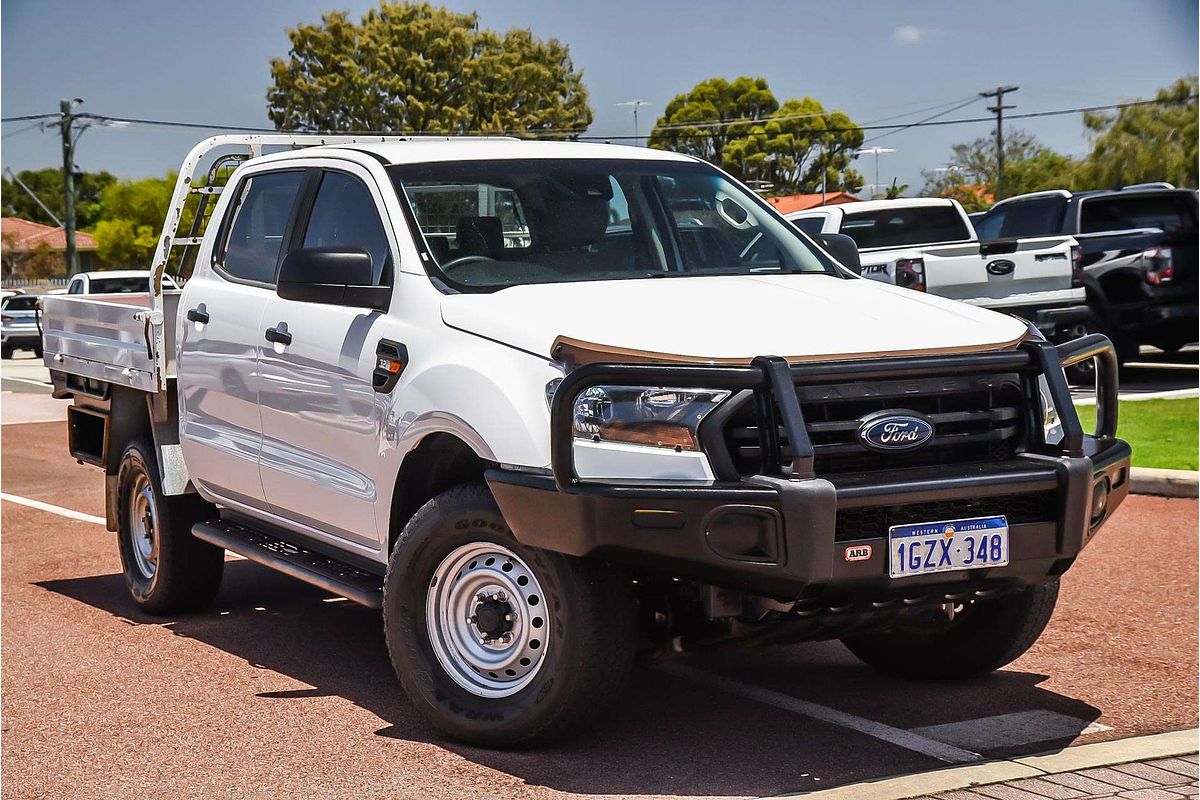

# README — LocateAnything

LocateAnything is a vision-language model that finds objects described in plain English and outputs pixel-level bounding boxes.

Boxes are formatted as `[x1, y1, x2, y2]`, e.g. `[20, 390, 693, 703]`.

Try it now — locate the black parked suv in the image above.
[975, 185, 1198, 370]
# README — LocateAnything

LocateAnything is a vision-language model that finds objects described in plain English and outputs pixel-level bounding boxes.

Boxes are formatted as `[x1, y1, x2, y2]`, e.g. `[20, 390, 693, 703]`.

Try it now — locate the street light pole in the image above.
[616, 100, 649, 146]
[859, 147, 896, 198]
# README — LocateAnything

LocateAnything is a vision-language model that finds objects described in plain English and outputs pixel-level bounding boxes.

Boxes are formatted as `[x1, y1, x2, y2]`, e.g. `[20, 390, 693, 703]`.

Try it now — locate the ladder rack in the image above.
[144, 133, 440, 390]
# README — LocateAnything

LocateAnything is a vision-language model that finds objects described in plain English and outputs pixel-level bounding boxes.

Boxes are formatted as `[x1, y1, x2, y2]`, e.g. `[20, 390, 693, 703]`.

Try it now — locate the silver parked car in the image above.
[1, 294, 43, 358]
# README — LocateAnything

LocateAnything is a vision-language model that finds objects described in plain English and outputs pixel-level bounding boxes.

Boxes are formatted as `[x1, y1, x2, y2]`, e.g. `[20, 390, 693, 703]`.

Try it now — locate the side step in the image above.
[192, 521, 383, 609]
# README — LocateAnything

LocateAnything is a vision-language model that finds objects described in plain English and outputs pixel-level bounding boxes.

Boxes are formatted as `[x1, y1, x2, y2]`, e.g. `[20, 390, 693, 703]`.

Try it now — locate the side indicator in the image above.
[373, 339, 408, 393]
[844, 544, 873, 562]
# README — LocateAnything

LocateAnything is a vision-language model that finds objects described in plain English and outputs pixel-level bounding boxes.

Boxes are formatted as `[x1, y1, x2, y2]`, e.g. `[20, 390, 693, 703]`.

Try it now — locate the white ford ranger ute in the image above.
[41, 135, 1130, 747]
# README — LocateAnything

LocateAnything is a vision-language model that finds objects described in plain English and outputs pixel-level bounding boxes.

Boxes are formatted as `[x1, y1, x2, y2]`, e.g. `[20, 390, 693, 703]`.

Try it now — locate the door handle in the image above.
[186, 307, 210, 324]
[264, 325, 292, 346]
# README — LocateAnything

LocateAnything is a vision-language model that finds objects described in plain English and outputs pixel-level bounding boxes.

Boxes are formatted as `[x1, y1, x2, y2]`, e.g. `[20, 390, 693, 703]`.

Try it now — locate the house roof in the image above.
[1, 217, 98, 252]
[766, 192, 861, 214]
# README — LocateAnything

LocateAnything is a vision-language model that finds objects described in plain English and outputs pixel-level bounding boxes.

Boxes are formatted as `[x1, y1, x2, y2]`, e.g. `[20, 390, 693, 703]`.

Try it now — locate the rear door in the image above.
[177, 167, 306, 511]
[256, 163, 396, 551]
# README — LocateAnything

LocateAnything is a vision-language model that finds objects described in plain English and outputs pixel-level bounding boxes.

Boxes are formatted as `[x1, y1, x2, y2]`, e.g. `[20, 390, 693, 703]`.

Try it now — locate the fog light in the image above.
[1090, 478, 1110, 525]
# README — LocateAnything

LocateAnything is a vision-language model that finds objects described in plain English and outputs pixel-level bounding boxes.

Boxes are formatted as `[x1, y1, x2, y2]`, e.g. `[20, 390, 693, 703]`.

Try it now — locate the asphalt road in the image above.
[1, 420, 1196, 800]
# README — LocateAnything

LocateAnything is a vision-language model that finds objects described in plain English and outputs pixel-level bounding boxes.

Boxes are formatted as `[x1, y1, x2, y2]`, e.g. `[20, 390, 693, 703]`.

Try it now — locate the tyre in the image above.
[383, 483, 637, 748]
[32, 343, 43, 358]
[1, 344, 12, 359]
[841, 580, 1059, 680]
[116, 441, 224, 615]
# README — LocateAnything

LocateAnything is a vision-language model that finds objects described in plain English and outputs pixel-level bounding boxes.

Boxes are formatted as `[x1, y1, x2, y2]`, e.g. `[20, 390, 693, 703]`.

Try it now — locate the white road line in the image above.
[658, 662, 982, 763]
[1, 376, 53, 388]
[0, 493, 106, 525]
[0, 492, 248, 557]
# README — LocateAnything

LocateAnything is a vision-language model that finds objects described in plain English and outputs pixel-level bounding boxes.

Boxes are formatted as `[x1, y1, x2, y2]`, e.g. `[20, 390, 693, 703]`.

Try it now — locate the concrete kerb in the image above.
[772, 728, 1199, 800]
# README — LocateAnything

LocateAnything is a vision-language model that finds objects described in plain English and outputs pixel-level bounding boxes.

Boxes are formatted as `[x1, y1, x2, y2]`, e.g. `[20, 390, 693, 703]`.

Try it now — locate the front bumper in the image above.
[488, 335, 1130, 601]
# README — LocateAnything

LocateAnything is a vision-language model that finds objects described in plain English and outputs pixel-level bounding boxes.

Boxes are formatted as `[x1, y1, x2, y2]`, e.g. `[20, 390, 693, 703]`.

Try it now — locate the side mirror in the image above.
[277, 247, 390, 311]
[816, 233, 861, 274]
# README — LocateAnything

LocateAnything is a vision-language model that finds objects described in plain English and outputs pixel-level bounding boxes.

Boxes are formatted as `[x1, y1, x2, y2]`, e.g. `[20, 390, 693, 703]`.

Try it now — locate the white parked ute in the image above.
[787, 198, 1091, 342]
[41, 135, 1130, 747]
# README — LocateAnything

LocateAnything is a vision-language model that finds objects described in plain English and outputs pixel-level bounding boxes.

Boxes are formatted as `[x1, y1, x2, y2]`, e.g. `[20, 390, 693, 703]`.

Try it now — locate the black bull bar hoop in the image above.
[549, 334, 1120, 491]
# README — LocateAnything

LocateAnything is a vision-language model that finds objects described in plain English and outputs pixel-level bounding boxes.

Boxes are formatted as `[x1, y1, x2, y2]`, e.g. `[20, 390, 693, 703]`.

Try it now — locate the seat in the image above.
[456, 217, 504, 259]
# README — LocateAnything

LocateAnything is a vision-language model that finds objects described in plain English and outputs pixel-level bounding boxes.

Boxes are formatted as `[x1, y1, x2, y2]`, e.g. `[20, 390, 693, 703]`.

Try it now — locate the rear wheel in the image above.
[1, 344, 12, 359]
[841, 580, 1059, 679]
[383, 483, 637, 748]
[116, 441, 224, 615]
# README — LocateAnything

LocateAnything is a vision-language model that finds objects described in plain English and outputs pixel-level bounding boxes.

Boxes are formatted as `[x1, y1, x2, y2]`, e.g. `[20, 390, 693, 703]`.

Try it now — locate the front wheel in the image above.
[841, 580, 1059, 680]
[383, 483, 637, 748]
[116, 441, 224, 615]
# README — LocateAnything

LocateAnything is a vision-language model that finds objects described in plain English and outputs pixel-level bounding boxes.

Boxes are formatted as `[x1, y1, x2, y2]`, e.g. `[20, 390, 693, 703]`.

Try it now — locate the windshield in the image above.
[839, 205, 972, 249]
[1080, 194, 1197, 235]
[388, 158, 832, 290]
[2, 296, 40, 311]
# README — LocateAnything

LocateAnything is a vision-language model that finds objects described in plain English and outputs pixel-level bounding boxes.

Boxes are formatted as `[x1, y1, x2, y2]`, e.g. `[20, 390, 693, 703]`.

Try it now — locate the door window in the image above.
[218, 171, 305, 284]
[301, 171, 393, 284]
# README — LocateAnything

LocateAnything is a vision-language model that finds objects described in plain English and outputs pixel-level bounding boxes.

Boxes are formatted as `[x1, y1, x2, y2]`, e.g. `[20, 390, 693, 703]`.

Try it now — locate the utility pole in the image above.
[55, 98, 83, 276]
[979, 85, 1018, 200]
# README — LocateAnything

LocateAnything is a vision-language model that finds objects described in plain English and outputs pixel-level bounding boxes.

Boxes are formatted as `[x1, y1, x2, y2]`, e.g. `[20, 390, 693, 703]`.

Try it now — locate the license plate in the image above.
[888, 515, 1009, 578]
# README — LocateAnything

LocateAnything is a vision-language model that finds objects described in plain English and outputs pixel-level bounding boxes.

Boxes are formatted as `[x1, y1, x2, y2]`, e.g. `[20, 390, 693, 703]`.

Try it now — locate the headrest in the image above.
[456, 216, 504, 258]
[536, 197, 611, 250]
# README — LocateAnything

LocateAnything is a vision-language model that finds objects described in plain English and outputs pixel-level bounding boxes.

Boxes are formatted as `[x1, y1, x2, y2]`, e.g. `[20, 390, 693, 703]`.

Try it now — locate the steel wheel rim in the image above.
[425, 542, 550, 698]
[128, 473, 159, 581]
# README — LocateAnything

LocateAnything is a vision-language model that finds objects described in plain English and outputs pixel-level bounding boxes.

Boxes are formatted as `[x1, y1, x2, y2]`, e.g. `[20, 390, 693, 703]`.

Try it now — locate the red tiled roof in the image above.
[1, 217, 98, 252]
[766, 192, 861, 214]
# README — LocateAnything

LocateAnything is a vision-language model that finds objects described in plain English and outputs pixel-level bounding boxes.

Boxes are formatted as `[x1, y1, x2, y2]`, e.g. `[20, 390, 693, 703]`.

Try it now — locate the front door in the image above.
[177, 168, 307, 511]
[257, 166, 396, 550]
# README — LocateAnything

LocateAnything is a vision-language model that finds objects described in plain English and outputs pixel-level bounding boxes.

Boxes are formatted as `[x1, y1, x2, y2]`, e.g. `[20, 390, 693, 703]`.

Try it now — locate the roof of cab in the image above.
[307, 137, 697, 166]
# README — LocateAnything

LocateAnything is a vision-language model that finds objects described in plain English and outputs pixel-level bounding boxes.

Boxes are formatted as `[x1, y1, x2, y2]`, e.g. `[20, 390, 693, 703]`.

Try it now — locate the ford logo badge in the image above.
[857, 411, 935, 452]
[986, 258, 1016, 276]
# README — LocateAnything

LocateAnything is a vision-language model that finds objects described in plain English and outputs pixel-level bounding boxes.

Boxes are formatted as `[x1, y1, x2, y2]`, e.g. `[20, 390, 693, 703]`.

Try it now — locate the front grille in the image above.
[721, 373, 1027, 478]
[834, 491, 1058, 541]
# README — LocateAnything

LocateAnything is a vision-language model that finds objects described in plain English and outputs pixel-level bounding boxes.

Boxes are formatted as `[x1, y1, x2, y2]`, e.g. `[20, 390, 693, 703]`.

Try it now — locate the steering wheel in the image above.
[438, 255, 497, 273]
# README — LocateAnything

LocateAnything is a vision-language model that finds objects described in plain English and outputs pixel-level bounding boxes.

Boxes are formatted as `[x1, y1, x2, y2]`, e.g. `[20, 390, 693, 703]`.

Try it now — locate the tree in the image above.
[649, 77, 864, 194]
[267, 2, 592, 135]
[1, 168, 116, 229]
[647, 77, 778, 165]
[723, 98, 865, 194]
[883, 179, 909, 200]
[1077, 76, 1198, 189]
[91, 174, 176, 266]
[920, 130, 1077, 211]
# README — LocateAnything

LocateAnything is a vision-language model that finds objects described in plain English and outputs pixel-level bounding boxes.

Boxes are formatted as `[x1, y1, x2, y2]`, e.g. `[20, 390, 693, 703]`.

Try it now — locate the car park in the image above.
[786, 198, 1089, 343]
[40, 134, 1129, 748]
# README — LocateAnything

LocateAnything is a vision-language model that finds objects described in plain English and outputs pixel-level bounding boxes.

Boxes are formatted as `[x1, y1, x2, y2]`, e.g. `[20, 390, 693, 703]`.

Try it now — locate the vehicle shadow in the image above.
[38, 562, 1102, 798]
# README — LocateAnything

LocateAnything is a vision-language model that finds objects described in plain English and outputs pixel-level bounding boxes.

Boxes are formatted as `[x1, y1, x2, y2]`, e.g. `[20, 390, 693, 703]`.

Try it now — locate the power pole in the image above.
[55, 98, 82, 276]
[979, 85, 1018, 200]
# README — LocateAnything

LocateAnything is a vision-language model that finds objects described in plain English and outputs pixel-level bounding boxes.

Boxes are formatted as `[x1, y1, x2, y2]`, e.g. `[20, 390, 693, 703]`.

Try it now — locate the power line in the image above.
[573, 95, 1197, 141]
[1, 94, 1192, 144]
[0, 112, 58, 123]
[862, 96, 982, 145]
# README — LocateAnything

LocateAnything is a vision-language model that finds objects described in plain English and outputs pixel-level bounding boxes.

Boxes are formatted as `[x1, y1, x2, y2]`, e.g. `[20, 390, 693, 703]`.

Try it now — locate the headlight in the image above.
[570, 385, 731, 451]
[1037, 374, 1064, 445]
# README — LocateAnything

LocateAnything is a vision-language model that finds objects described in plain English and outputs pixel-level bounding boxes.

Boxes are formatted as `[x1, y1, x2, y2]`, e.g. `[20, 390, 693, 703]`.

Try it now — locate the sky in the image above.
[1, 0, 1196, 195]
